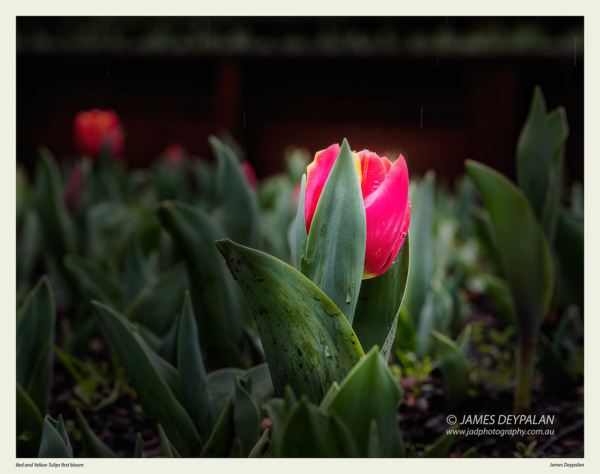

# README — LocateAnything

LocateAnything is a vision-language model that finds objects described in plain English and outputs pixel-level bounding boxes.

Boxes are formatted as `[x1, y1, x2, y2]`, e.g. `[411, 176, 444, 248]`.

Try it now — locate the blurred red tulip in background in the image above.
[74, 109, 124, 159]
[164, 143, 186, 165]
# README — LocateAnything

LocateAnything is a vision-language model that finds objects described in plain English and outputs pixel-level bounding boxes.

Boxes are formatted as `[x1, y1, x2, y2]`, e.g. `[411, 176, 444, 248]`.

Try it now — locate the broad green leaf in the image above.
[466, 161, 553, 338]
[207, 368, 245, 424]
[233, 376, 260, 457]
[430, 330, 469, 409]
[178, 292, 213, 442]
[291, 174, 308, 271]
[17, 276, 55, 414]
[77, 410, 116, 457]
[158, 201, 244, 367]
[424, 425, 458, 458]
[248, 429, 270, 458]
[300, 139, 366, 325]
[323, 347, 404, 457]
[93, 301, 203, 457]
[516, 86, 552, 219]
[403, 171, 436, 323]
[354, 233, 410, 361]
[200, 394, 235, 457]
[17, 383, 43, 457]
[262, 398, 286, 457]
[125, 263, 187, 337]
[542, 107, 569, 245]
[210, 136, 260, 248]
[134, 433, 145, 458]
[64, 255, 122, 305]
[216, 239, 365, 404]
[38, 415, 72, 458]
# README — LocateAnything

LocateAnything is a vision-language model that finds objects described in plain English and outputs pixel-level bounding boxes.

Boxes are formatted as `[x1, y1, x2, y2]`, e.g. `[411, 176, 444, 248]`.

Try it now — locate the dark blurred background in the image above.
[17, 17, 583, 184]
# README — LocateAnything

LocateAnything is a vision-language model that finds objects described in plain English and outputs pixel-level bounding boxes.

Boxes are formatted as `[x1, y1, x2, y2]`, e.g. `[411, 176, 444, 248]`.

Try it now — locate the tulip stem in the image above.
[514, 336, 536, 413]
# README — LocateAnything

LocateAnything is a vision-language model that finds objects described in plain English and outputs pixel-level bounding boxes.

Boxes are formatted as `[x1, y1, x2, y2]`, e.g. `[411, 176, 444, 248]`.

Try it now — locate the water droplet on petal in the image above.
[401, 231, 407, 239]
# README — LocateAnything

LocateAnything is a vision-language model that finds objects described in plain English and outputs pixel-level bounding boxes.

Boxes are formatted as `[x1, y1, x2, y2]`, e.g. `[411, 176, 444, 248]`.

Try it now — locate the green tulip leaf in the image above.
[233, 376, 260, 457]
[200, 394, 236, 458]
[366, 419, 381, 458]
[64, 255, 122, 306]
[158, 200, 244, 367]
[554, 210, 583, 309]
[542, 107, 569, 245]
[35, 148, 76, 259]
[216, 239, 365, 404]
[38, 415, 72, 458]
[516, 86, 552, 219]
[157, 424, 180, 458]
[17, 383, 43, 457]
[125, 263, 188, 337]
[230, 438, 244, 457]
[123, 237, 154, 305]
[279, 396, 343, 457]
[354, 233, 410, 361]
[248, 429, 270, 458]
[177, 292, 213, 442]
[430, 330, 469, 409]
[17, 276, 55, 414]
[300, 139, 366, 325]
[207, 368, 245, 424]
[291, 173, 308, 271]
[466, 161, 553, 335]
[134, 433, 145, 458]
[93, 301, 203, 457]
[482, 273, 516, 324]
[243, 363, 276, 413]
[403, 171, 436, 323]
[321, 347, 404, 457]
[423, 424, 458, 458]
[77, 410, 116, 458]
[209, 136, 260, 248]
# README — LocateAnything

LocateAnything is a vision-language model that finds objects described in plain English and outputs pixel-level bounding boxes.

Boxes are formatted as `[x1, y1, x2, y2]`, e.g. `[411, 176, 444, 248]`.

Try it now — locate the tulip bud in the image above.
[305, 144, 411, 279]
[241, 161, 258, 193]
[74, 109, 123, 159]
